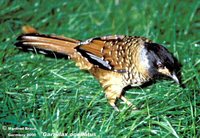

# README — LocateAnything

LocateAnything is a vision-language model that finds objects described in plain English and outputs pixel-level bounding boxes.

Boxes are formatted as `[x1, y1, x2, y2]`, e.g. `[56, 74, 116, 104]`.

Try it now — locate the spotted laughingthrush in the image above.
[15, 26, 182, 111]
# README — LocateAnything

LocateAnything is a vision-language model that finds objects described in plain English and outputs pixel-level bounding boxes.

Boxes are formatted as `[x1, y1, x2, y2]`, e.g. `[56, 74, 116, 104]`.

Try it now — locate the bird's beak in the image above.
[170, 72, 180, 84]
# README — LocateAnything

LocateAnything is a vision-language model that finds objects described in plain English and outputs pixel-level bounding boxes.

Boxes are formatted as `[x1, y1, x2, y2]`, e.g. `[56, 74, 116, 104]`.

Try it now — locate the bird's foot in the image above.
[120, 96, 137, 110]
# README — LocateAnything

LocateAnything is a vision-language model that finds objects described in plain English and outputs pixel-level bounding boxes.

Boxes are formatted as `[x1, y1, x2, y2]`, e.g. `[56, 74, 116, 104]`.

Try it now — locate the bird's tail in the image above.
[15, 33, 80, 57]
[15, 26, 93, 70]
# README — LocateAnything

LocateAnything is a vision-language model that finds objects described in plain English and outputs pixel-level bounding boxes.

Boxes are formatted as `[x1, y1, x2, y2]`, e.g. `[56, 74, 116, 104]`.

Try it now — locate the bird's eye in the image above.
[157, 62, 164, 69]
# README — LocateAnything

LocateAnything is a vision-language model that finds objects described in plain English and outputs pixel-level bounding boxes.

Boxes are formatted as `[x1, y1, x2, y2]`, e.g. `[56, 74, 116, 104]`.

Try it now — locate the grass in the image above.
[0, 0, 199, 137]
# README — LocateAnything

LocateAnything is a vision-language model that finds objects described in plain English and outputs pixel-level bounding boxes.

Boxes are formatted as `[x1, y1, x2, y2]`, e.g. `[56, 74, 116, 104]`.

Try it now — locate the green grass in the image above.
[0, 0, 199, 137]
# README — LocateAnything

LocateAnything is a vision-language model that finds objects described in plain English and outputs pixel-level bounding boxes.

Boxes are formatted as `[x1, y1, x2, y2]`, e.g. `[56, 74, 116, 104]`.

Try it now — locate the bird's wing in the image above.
[76, 35, 131, 73]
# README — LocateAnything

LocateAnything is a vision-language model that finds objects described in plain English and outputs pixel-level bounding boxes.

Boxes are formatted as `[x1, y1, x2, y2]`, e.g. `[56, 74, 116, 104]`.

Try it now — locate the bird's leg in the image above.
[104, 84, 124, 111]
[89, 67, 125, 111]
[120, 96, 132, 106]
[120, 96, 137, 110]
[105, 90, 120, 111]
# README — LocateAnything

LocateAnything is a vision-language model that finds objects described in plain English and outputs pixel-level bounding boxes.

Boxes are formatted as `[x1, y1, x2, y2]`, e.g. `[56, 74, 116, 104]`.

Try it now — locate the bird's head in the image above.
[143, 42, 182, 85]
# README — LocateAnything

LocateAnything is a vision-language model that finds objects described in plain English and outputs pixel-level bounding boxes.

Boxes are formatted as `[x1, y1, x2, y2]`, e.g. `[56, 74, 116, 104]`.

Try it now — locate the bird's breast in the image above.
[122, 67, 151, 87]
[122, 45, 152, 86]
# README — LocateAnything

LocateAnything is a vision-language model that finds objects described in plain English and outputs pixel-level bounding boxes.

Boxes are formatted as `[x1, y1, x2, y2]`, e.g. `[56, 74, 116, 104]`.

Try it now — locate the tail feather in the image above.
[15, 33, 79, 56]
[15, 33, 93, 70]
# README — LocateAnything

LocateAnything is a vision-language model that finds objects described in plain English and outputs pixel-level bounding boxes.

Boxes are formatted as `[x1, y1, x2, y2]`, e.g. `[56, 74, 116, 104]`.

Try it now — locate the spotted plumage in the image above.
[15, 27, 182, 111]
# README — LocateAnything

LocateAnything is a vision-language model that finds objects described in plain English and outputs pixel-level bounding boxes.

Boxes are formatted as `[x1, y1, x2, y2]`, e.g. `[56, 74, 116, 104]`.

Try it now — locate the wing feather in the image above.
[76, 35, 129, 72]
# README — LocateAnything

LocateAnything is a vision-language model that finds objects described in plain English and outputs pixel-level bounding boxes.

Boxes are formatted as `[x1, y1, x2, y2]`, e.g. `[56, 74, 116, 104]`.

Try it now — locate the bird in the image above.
[15, 26, 182, 111]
